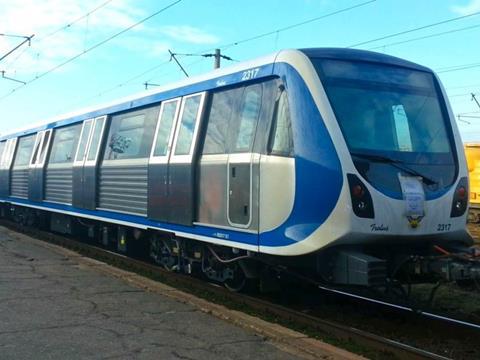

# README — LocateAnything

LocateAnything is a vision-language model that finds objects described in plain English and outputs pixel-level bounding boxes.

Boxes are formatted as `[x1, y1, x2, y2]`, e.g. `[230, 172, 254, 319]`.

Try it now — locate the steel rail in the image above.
[0, 219, 459, 360]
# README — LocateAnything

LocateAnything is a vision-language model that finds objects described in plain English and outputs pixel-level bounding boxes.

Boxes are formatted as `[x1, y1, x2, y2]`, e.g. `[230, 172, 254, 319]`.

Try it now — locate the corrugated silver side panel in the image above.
[11, 168, 29, 199]
[99, 161, 148, 215]
[45, 166, 73, 204]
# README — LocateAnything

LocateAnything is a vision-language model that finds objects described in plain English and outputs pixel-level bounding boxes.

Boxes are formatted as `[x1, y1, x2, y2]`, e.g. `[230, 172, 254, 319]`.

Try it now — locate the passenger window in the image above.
[87, 117, 106, 161]
[174, 95, 202, 156]
[0, 141, 5, 166]
[13, 135, 35, 167]
[75, 120, 93, 162]
[38, 130, 51, 165]
[1, 139, 16, 169]
[270, 89, 293, 156]
[49, 124, 82, 164]
[152, 100, 179, 157]
[232, 85, 262, 153]
[392, 104, 413, 152]
[30, 132, 44, 166]
[203, 88, 240, 155]
[105, 106, 159, 160]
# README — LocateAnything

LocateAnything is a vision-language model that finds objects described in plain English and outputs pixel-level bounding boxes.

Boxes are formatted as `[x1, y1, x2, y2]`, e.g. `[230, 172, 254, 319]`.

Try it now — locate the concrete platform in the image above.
[0, 227, 362, 360]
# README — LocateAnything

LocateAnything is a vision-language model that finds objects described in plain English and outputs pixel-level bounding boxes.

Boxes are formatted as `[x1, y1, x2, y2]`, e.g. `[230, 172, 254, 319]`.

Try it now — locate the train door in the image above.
[28, 129, 52, 202]
[148, 92, 206, 225]
[0, 138, 17, 197]
[148, 98, 181, 222]
[227, 84, 262, 229]
[72, 116, 107, 209]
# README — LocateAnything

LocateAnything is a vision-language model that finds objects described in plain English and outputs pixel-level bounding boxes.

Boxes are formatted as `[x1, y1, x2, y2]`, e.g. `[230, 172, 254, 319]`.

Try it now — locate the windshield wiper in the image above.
[350, 152, 438, 186]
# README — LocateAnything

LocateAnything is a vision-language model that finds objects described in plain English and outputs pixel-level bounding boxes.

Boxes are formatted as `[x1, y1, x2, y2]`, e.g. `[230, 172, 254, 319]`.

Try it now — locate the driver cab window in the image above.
[270, 88, 293, 156]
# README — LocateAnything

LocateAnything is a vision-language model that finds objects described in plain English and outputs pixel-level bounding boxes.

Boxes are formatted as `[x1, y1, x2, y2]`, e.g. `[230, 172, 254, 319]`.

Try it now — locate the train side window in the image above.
[105, 106, 159, 160]
[75, 120, 93, 163]
[1, 138, 17, 169]
[174, 94, 204, 156]
[30, 132, 44, 166]
[37, 130, 52, 166]
[49, 124, 82, 164]
[152, 99, 180, 157]
[86, 116, 107, 162]
[203, 88, 240, 155]
[269, 87, 293, 156]
[231, 84, 262, 153]
[13, 135, 35, 168]
[0, 141, 6, 167]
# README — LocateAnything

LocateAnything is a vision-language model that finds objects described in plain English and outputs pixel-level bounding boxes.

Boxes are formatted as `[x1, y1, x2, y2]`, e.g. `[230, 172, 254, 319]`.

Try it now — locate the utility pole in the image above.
[214, 49, 221, 69]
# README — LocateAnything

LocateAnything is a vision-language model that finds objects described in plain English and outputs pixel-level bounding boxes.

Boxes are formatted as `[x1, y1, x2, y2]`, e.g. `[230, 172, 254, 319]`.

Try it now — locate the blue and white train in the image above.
[0, 48, 477, 289]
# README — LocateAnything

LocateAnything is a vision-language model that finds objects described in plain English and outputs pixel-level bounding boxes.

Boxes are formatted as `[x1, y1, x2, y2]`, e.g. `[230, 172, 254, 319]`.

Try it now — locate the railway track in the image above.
[1, 219, 476, 360]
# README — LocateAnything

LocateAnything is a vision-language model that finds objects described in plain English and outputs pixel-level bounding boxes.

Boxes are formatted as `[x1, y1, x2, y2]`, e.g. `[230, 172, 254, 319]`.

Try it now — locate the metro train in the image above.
[1, 48, 478, 290]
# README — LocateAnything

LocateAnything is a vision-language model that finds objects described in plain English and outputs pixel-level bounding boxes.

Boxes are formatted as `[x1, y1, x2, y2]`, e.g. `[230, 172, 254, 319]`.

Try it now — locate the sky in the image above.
[1, 0, 480, 141]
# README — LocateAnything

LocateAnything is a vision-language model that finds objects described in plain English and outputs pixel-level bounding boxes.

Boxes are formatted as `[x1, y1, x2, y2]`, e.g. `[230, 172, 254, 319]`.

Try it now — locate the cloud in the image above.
[0, 1, 218, 85]
[0, 0, 144, 77]
[451, 0, 480, 15]
[159, 25, 220, 44]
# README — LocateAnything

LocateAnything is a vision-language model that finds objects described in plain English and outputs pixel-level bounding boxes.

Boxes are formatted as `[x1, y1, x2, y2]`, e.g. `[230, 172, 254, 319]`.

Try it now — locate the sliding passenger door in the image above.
[148, 98, 181, 222]
[45, 123, 82, 205]
[83, 116, 106, 210]
[227, 84, 262, 228]
[148, 93, 206, 225]
[73, 119, 93, 208]
[0, 138, 17, 197]
[168, 93, 206, 225]
[72, 117, 106, 209]
[28, 129, 52, 202]
[11, 135, 36, 199]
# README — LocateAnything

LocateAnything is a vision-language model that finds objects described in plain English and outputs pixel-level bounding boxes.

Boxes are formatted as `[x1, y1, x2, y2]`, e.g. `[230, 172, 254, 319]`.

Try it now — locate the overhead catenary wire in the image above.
[348, 9, 480, 48]
[368, 22, 480, 51]
[0, 0, 183, 101]
[437, 61, 480, 74]
[51, 1, 376, 110]
[56, 56, 208, 114]
[0, 34, 34, 63]
[3, 0, 115, 71]
[213, 0, 377, 52]
[171, 51, 236, 62]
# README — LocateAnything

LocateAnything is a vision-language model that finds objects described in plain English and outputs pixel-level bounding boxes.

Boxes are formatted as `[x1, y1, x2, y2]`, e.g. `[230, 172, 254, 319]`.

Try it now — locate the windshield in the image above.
[312, 58, 457, 195]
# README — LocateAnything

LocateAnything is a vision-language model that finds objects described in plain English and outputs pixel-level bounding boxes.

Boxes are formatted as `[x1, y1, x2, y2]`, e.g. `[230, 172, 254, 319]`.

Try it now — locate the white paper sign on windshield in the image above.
[398, 175, 425, 217]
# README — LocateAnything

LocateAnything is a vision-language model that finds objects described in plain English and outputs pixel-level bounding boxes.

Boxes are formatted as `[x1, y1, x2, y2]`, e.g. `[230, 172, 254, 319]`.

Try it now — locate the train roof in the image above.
[300, 48, 432, 73]
[1, 47, 433, 140]
[0, 50, 282, 140]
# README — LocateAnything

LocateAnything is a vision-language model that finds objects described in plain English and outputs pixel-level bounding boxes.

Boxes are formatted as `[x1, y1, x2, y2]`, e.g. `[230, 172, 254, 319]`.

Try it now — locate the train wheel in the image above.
[224, 263, 247, 292]
[150, 237, 178, 271]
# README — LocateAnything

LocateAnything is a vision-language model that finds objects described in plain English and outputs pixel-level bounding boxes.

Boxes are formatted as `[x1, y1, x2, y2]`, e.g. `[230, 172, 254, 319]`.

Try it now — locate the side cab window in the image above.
[268, 84, 293, 156]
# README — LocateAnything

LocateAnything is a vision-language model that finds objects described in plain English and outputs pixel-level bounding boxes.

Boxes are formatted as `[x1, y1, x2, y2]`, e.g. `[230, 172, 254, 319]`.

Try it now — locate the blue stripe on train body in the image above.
[259, 62, 343, 247]
[4, 196, 260, 246]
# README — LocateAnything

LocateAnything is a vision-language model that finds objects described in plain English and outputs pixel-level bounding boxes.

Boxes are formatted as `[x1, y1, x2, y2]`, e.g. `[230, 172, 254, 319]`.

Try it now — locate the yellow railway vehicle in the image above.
[465, 143, 480, 222]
